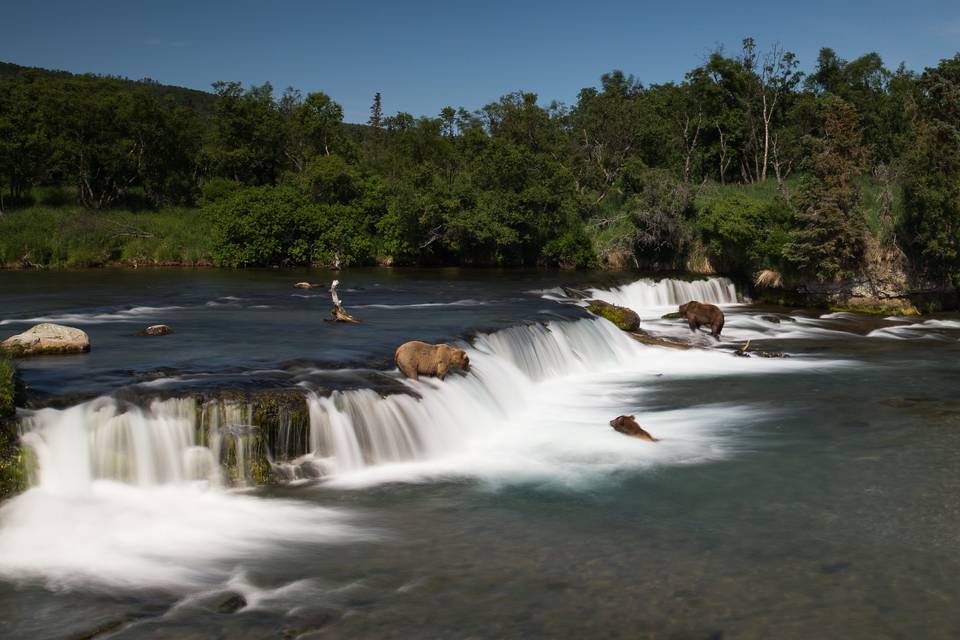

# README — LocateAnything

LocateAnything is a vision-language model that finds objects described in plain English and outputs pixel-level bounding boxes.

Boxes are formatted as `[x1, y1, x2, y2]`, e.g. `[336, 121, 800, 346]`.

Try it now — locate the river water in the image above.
[0, 269, 958, 639]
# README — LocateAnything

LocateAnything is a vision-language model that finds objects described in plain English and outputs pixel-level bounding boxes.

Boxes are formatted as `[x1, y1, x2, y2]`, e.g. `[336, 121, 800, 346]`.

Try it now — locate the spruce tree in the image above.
[783, 97, 868, 280]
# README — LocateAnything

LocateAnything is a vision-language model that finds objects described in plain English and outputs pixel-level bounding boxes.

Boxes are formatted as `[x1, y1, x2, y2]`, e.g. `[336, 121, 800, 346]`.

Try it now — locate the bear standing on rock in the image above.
[678, 300, 725, 340]
[395, 341, 471, 381]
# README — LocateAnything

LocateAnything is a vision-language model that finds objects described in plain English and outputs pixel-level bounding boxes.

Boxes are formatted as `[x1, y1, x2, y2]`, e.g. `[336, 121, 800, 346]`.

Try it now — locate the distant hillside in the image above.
[0, 61, 371, 130]
[0, 61, 217, 113]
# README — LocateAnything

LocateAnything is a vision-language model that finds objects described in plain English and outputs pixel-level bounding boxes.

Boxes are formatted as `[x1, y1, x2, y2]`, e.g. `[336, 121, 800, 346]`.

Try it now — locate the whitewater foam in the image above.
[0, 305, 184, 326]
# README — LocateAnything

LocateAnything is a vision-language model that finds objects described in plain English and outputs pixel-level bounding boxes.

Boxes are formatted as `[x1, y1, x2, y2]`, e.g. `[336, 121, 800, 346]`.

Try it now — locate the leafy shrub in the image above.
[696, 190, 793, 276]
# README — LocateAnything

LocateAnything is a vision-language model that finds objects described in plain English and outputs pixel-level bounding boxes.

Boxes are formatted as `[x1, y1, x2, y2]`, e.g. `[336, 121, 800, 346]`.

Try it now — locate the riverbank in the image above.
[0, 206, 215, 269]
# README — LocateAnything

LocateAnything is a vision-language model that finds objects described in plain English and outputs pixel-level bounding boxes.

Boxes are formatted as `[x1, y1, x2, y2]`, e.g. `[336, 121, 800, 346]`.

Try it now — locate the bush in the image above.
[695, 190, 792, 276]
[209, 185, 378, 268]
[541, 222, 596, 268]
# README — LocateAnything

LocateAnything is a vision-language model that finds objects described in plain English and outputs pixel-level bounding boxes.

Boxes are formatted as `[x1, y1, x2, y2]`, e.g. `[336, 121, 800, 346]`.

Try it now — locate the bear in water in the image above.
[395, 341, 471, 381]
[609, 416, 659, 442]
[678, 300, 725, 340]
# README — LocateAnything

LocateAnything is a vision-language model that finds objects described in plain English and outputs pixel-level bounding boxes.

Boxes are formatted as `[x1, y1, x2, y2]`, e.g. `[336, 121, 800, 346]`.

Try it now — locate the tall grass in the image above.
[0, 206, 215, 268]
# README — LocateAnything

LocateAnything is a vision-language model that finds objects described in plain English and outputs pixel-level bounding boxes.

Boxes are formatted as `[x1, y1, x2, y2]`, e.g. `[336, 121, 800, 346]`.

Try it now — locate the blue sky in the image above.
[3, 0, 959, 122]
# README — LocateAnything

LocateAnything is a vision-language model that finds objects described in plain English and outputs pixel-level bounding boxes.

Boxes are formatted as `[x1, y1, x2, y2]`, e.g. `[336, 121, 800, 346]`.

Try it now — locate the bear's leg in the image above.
[436, 362, 448, 380]
[711, 317, 724, 340]
[687, 316, 699, 333]
[400, 361, 418, 380]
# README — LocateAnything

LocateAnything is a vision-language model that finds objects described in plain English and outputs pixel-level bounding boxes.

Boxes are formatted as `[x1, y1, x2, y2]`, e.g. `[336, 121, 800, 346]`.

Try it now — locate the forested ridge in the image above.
[1, 40, 958, 291]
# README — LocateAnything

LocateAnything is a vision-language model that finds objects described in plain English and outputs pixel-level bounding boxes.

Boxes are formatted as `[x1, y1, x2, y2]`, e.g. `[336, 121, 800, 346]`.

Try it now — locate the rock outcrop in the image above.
[754, 246, 958, 314]
[1, 323, 90, 356]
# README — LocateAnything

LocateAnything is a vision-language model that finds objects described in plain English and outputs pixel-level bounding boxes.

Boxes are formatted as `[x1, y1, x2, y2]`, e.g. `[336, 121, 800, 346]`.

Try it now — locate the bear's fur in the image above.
[609, 415, 658, 442]
[395, 341, 471, 381]
[678, 300, 725, 340]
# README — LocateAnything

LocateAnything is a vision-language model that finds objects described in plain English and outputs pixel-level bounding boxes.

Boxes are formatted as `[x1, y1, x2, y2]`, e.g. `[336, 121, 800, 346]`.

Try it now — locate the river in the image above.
[0, 268, 958, 639]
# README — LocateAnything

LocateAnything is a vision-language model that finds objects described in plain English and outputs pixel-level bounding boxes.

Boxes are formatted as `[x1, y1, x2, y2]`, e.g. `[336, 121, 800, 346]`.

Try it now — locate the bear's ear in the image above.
[629, 415, 635, 419]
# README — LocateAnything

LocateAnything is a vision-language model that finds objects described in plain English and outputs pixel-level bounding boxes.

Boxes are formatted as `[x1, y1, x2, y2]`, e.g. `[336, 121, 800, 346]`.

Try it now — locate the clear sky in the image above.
[3, 0, 959, 122]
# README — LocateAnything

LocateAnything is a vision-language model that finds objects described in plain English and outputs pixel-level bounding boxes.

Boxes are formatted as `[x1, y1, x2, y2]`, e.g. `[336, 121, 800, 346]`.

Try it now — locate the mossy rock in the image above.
[586, 300, 640, 331]
[828, 302, 921, 316]
[661, 311, 683, 320]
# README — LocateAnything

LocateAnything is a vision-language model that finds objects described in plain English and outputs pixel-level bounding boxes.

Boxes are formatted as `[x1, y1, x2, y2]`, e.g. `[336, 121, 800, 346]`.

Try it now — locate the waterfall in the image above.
[19, 397, 270, 493]
[16, 313, 822, 491]
[588, 276, 739, 317]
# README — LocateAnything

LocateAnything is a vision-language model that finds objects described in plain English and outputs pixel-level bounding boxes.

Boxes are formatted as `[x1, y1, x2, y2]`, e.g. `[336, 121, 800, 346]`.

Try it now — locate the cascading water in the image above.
[0, 273, 848, 591]
[19, 397, 270, 493]
[0, 398, 355, 590]
[587, 276, 739, 318]
[291, 316, 834, 487]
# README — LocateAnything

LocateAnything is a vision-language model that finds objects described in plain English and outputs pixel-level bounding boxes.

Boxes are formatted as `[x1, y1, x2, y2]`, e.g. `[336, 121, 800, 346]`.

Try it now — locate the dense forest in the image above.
[0, 40, 958, 290]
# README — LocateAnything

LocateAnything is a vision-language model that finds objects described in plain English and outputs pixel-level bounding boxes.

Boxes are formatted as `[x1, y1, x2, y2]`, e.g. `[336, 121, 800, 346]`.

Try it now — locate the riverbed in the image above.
[0, 269, 958, 639]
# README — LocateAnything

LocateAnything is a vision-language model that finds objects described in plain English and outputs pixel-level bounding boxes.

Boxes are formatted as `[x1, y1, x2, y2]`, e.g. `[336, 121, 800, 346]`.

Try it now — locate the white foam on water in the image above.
[352, 299, 490, 309]
[0, 305, 184, 326]
[299, 318, 846, 489]
[0, 483, 354, 591]
[866, 318, 960, 341]
[0, 398, 361, 591]
[586, 276, 740, 320]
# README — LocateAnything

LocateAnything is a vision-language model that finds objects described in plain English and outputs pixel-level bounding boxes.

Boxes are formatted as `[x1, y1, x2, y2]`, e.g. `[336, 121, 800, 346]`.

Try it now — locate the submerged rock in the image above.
[294, 282, 320, 289]
[1, 323, 90, 356]
[586, 300, 640, 331]
[560, 286, 591, 300]
[626, 329, 691, 350]
[139, 324, 173, 337]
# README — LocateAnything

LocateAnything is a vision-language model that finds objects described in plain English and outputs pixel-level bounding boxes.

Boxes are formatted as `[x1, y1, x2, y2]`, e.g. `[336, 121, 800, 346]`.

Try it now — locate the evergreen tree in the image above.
[783, 97, 868, 280]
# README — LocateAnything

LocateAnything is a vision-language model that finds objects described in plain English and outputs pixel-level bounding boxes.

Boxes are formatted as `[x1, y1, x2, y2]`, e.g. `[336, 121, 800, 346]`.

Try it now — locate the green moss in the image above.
[0, 419, 31, 500]
[0, 356, 14, 419]
[661, 311, 683, 320]
[587, 300, 640, 331]
[828, 302, 921, 316]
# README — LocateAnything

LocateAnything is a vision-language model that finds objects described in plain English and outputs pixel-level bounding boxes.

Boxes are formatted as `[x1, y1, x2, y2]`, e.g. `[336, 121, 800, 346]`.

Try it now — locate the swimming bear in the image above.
[609, 415, 659, 442]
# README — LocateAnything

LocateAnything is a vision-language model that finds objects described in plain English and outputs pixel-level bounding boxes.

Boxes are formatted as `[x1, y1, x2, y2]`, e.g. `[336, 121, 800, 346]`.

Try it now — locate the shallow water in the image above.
[0, 269, 959, 639]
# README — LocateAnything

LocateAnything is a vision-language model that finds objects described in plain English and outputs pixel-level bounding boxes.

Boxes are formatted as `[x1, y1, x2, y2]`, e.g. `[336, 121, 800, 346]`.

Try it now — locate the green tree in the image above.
[898, 54, 960, 286]
[209, 81, 286, 185]
[783, 97, 868, 280]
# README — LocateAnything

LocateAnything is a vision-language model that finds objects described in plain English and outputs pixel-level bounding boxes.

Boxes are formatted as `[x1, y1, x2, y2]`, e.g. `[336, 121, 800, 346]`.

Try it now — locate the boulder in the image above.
[140, 324, 172, 337]
[586, 299, 640, 331]
[1, 323, 90, 356]
[294, 282, 319, 289]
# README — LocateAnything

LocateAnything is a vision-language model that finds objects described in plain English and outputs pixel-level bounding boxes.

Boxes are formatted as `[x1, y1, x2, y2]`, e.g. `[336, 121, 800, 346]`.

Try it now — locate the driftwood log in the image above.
[734, 340, 788, 358]
[329, 280, 359, 323]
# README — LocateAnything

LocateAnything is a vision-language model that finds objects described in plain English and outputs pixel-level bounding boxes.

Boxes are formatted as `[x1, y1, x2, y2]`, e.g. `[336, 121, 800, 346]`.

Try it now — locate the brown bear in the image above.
[609, 416, 659, 442]
[678, 300, 725, 340]
[395, 341, 471, 381]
